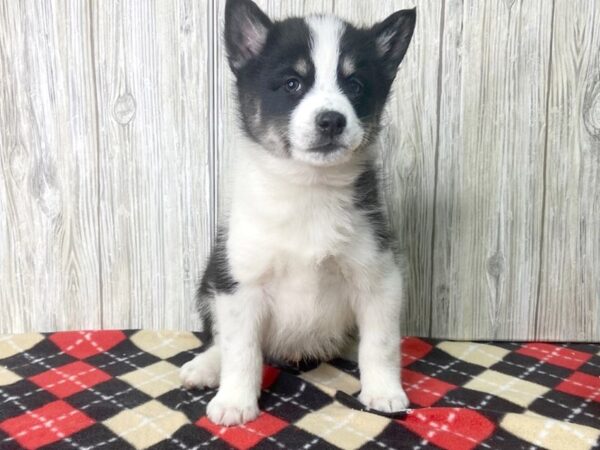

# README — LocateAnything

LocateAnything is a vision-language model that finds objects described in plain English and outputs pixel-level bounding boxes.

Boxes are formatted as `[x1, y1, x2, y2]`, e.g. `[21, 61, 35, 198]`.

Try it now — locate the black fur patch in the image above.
[353, 166, 391, 249]
[338, 25, 393, 124]
[196, 230, 238, 339]
[234, 18, 314, 152]
[338, 11, 415, 143]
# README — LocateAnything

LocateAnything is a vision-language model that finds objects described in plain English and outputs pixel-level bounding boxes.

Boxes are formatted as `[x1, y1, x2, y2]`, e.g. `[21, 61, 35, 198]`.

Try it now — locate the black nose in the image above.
[316, 111, 346, 136]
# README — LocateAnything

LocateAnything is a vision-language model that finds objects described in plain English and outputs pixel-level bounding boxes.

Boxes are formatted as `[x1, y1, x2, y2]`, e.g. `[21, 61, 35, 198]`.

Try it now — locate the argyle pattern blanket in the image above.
[0, 331, 598, 450]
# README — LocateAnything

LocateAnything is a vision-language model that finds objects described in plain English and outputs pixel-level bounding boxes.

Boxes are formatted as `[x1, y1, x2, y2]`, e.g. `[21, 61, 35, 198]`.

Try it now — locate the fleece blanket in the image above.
[0, 330, 598, 450]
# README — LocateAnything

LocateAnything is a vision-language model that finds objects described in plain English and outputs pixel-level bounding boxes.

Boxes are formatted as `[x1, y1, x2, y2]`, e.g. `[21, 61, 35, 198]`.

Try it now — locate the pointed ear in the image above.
[225, 0, 272, 74]
[371, 8, 416, 79]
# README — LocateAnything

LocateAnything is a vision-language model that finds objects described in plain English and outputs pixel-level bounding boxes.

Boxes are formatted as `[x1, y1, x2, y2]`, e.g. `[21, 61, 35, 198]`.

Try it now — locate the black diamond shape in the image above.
[579, 354, 600, 377]
[67, 378, 153, 421]
[42, 423, 134, 450]
[528, 389, 600, 429]
[330, 358, 360, 377]
[166, 348, 204, 368]
[358, 420, 426, 450]
[147, 423, 231, 450]
[0, 379, 58, 421]
[84, 339, 161, 377]
[1, 341, 76, 378]
[260, 372, 334, 423]
[254, 425, 339, 450]
[489, 352, 572, 389]
[159, 387, 217, 422]
[407, 348, 487, 386]
[435, 386, 525, 415]
[569, 343, 600, 355]
[480, 423, 532, 450]
[0, 428, 23, 450]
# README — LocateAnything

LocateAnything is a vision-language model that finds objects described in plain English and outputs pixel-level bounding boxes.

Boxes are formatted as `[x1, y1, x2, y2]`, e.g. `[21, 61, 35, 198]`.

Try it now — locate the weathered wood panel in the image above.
[431, 0, 553, 339]
[0, 0, 101, 332]
[1, 0, 599, 340]
[333, 0, 442, 337]
[536, 1, 600, 341]
[93, 0, 211, 330]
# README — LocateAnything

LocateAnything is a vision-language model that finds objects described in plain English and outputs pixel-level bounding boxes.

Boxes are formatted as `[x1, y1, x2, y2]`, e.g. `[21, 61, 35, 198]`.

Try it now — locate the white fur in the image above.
[182, 140, 408, 425]
[180, 344, 220, 388]
[181, 13, 409, 427]
[289, 16, 364, 165]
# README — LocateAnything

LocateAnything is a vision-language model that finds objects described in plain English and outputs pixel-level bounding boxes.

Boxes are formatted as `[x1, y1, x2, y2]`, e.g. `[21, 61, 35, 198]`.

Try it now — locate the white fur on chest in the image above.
[225, 147, 377, 360]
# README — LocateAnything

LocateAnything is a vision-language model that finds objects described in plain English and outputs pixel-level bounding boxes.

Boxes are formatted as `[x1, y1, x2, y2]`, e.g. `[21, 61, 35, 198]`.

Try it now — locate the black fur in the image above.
[337, 10, 416, 144]
[196, 230, 238, 340]
[370, 9, 416, 80]
[226, 2, 314, 153]
[224, 0, 272, 73]
[338, 25, 393, 125]
[353, 167, 391, 249]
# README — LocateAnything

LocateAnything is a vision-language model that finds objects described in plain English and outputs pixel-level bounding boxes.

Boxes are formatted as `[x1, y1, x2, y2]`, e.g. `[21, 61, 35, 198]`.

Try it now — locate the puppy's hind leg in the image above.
[180, 344, 221, 389]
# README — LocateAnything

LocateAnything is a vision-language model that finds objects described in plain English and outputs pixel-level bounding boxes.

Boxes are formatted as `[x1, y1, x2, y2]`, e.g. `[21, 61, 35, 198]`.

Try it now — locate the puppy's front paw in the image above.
[180, 353, 220, 389]
[207, 390, 260, 426]
[359, 386, 409, 413]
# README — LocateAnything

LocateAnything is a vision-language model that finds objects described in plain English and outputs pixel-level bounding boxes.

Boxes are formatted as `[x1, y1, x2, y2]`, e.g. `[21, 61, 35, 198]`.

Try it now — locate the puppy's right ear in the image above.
[225, 0, 272, 74]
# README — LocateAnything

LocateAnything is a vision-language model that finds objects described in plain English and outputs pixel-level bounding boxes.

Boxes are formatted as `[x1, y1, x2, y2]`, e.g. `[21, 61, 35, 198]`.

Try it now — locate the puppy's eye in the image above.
[284, 77, 302, 93]
[346, 77, 363, 96]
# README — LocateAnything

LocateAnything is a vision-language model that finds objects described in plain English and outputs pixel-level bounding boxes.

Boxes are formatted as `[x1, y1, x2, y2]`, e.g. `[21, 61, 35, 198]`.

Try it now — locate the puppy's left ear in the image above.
[371, 8, 416, 79]
[225, 0, 272, 74]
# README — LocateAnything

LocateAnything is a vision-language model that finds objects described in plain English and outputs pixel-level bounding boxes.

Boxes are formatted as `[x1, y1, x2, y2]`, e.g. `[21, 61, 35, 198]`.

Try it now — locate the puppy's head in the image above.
[225, 0, 416, 166]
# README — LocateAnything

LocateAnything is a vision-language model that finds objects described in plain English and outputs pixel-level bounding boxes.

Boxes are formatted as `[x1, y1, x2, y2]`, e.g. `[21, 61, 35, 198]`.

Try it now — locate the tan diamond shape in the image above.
[0, 367, 21, 386]
[438, 342, 510, 368]
[464, 369, 549, 407]
[300, 363, 361, 396]
[0, 334, 44, 359]
[104, 400, 189, 448]
[130, 330, 201, 359]
[296, 402, 390, 449]
[118, 361, 180, 397]
[502, 413, 600, 450]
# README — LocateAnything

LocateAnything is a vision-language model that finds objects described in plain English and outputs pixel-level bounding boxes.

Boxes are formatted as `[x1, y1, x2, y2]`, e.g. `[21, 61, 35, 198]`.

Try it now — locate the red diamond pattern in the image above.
[402, 337, 434, 367]
[403, 368, 457, 407]
[400, 407, 495, 450]
[2, 330, 599, 450]
[29, 361, 111, 398]
[262, 365, 281, 389]
[0, 400, 94, 449]
[196, 413, 288, 449]
[49, 330, 126, 359]
[556, 371, 600, 402]
[517, 343, 592, 370]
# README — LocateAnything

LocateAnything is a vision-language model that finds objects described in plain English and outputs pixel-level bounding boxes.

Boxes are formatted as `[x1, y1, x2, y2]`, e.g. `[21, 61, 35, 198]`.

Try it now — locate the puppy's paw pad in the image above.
[359, 389, 409, 413]
[180, 356, 219, 389]
[207, 393, 260, 426]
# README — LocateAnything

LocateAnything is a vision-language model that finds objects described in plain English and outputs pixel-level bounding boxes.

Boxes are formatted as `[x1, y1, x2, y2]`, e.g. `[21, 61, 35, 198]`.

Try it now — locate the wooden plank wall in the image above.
[1, 0, 598, 340]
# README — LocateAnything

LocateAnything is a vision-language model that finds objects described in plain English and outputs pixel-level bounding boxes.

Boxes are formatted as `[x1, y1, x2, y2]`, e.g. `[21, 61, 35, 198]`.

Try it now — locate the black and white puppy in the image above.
[181, 0, 416, 426]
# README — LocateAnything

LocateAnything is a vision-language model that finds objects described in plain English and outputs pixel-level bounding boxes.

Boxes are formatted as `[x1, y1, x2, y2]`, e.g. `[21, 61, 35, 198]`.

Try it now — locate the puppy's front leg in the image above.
[207, 286, 264, 425]
[356, 264, 409, 412]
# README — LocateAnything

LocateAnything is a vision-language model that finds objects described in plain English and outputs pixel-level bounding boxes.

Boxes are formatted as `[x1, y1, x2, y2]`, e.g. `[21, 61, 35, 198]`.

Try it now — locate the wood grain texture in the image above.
[536, 1, 600, 341]
[431, 0, 553, 339]
[1, 0, 599, 340]
[93, 0, 211, 331]
[0, 0, 101, 332]
[333, 0, 442, 337]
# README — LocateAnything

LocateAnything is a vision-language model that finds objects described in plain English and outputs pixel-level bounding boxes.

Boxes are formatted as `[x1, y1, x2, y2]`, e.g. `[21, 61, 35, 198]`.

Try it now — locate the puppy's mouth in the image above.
[307, 141, 346, 153]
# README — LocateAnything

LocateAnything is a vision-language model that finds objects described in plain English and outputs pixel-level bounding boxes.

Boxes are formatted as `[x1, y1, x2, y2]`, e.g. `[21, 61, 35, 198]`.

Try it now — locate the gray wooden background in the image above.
[1, 0, 599, 340]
